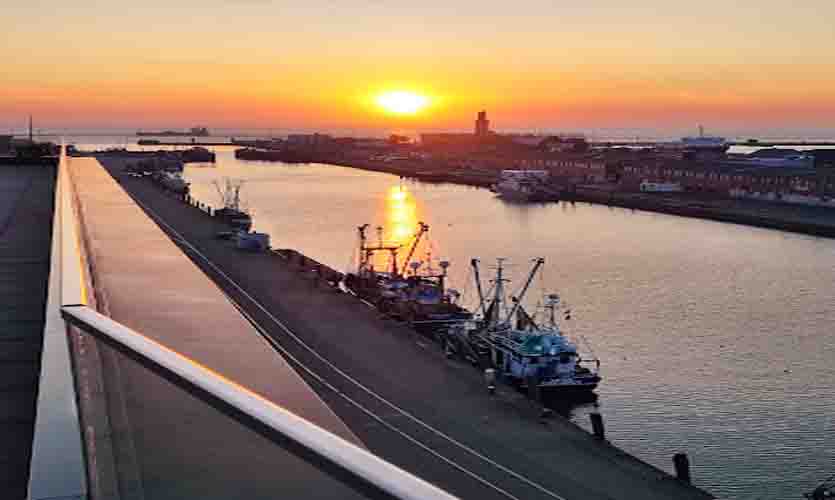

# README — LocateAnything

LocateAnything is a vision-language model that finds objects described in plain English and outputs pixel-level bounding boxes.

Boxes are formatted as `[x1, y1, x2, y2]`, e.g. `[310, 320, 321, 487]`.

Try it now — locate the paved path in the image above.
[100, 156, 714, 500]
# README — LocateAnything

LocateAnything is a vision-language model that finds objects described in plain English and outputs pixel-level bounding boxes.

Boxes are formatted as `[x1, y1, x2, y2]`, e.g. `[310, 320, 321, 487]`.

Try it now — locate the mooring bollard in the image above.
[673, 453, 691, 484]
[526, 375, 540, 403]
[590, 412, 605, 440]
[484, 368, 496, 395]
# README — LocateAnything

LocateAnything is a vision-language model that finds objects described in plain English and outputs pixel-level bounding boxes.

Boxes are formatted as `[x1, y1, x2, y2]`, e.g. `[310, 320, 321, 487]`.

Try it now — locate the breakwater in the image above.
[330, 158, 497, 187]
[568, 187, 835, 238]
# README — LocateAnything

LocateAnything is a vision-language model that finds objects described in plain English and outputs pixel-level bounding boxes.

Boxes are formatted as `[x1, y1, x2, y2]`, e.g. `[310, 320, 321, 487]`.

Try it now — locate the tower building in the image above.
[475, 111, 490, 137]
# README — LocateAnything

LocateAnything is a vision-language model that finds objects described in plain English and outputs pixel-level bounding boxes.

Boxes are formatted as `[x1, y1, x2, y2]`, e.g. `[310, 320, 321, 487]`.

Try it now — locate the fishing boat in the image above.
[212, 178, 252, 231]
[460, 257, 601, 394]
[343, 222, 470, 329]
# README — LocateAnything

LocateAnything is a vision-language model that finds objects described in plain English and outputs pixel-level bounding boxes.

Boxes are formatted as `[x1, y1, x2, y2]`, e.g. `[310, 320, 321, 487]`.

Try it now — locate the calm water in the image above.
[69, 136, 835, 499]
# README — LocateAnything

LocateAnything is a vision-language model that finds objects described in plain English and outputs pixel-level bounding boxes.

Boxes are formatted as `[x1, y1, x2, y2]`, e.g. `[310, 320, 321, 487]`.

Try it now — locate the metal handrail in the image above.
[27, 147, 88, 500]
[62, 305, 458, 500]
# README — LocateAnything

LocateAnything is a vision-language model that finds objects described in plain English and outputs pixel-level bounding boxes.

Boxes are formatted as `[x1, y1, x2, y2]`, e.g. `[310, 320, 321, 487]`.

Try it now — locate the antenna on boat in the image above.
[545, 293, 560, 327]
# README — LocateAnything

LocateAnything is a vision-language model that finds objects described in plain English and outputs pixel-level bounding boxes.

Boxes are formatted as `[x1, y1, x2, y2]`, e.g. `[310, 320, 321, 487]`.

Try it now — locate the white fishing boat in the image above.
[463, 257, 601, 394]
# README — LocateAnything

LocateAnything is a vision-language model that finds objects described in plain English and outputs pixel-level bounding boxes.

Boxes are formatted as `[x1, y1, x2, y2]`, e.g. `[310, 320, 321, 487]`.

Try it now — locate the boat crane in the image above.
[401, 222, 430, 276]
[504, 257, 545, 326]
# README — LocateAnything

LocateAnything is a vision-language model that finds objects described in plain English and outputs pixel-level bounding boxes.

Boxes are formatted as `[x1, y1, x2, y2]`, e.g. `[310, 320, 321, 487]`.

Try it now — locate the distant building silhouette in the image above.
[0, 136, 13, 155]
[475, 111, 490, 137]
[421, 110, 495, 147]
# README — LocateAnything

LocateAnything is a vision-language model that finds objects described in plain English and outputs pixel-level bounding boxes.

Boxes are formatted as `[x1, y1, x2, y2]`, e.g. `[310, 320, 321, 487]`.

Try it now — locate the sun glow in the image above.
[375, 91, 429, 115]
[386, 185, 418, 244]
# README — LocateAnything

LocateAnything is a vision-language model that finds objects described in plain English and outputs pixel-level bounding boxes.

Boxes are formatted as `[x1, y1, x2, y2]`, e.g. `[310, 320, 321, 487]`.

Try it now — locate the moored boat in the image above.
[343, 222, 470, 329]
[458, 257, 601, 394]
[212, 178, 252, 231]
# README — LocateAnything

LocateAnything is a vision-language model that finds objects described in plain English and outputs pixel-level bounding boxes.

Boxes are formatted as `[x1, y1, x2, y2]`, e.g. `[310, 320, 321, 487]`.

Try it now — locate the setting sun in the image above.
[375, 91, 429, 115]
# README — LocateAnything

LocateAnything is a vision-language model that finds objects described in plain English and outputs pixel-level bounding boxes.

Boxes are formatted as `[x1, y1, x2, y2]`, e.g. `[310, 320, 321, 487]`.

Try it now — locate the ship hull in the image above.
[494, 186, 533, 201]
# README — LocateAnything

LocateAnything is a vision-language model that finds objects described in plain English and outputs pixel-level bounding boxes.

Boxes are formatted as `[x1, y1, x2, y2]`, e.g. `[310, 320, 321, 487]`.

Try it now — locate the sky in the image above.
[2, 0, 834, 136]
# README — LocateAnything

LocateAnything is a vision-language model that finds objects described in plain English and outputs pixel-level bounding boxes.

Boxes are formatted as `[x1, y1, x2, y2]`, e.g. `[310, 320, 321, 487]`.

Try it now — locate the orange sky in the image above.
[2, 1, 834, 134]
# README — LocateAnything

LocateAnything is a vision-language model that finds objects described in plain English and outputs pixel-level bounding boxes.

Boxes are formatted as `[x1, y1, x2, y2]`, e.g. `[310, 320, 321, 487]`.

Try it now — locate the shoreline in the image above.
[320, 157, 835, 240]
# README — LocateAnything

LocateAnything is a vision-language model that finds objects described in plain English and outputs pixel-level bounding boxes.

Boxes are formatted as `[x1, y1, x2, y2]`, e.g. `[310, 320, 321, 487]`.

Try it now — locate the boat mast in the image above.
[357, 224, 370, 272]
[491, 258, 508, 327]
[505, 257, 545, 325]
[376, 226, 399, 275]
[470, 258, 488, 317]
[357, 224, 402, 275]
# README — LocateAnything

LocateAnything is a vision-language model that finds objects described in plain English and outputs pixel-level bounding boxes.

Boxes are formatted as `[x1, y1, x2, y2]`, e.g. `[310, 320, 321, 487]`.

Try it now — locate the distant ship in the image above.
[137, 127, 210, 137]
[659, 126, 729, 155]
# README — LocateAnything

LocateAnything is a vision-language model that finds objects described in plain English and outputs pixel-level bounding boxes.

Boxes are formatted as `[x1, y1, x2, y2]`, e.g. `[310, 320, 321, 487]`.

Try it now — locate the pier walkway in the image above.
[99, 155, 714, 500]
[0, 166, 55, 499]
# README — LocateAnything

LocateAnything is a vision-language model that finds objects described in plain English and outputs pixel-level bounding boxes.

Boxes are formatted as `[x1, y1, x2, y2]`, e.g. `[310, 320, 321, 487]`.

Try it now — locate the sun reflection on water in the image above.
[386, 184, 418, 246]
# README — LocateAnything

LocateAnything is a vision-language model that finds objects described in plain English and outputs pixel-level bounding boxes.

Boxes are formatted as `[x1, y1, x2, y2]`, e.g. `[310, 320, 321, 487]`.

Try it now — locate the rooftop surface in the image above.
[66, 157, 370, 499]
[0, 165, 55, 499]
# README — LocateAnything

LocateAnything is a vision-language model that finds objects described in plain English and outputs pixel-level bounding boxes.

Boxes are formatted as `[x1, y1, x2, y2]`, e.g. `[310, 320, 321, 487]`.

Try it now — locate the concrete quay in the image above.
[99, 155, 714, 500]
[567, 187, 835, 238]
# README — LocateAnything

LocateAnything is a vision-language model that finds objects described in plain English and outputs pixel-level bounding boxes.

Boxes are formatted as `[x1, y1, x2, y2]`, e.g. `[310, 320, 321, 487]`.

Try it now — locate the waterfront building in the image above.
[812, 149, 835, 170]
[419, 133, 479, 148]
[0, 135, 13, 155]
[539, 135, 590, 153]
[421, 111, 495, 148]
[286, 133, 335, 150]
